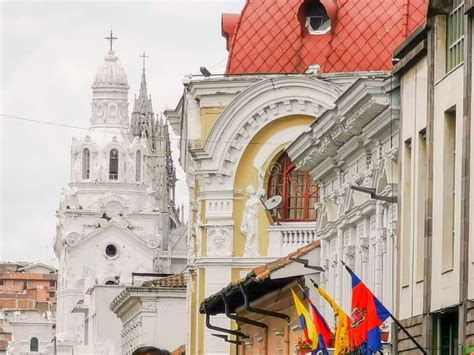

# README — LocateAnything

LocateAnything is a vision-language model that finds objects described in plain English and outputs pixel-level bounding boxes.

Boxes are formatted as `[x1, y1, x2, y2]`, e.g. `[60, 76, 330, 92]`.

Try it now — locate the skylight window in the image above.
[305, 2, 331, 34]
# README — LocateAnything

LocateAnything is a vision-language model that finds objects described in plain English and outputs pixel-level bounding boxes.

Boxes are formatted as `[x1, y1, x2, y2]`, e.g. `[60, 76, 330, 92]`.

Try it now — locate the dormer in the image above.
[299, 0, 337, 35]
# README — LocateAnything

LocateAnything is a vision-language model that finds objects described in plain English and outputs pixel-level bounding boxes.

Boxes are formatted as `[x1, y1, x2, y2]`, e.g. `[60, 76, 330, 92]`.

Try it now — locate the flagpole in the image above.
[387, 315, 427, 355]
[340, 261, 427, 355]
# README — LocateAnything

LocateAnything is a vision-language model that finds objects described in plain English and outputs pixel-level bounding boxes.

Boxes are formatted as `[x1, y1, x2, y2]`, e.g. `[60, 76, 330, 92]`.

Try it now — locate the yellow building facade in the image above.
[166, 75, 344, 354]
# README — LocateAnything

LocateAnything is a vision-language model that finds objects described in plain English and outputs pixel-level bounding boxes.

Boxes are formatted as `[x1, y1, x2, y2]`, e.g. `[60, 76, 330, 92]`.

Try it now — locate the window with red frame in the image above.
[267, 152, 319, 221]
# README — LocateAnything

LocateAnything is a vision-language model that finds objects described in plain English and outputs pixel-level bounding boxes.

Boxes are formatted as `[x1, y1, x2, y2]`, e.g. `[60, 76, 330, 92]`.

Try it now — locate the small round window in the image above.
[105, 244, 118, 258]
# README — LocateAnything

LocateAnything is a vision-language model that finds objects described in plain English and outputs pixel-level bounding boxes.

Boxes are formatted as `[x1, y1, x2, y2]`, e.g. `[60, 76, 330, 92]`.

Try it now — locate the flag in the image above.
[291, 289, 319, 351]
[344, 265, 391, 353]
[300, 288, 332, 355]
[314, 282, 352, 355]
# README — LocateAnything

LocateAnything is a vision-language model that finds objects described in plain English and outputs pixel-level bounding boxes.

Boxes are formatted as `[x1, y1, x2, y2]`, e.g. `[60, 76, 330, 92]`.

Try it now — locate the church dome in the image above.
[92, 51, 129, 88]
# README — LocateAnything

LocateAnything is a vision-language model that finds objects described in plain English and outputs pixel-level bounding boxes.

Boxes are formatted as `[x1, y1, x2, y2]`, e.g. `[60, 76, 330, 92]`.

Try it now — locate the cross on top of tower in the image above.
[104, 30, 118, 52]
[140, 51, 149, 71]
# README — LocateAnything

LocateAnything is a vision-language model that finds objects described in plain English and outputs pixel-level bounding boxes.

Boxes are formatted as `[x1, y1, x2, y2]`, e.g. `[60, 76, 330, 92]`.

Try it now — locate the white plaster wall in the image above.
[69, 226, 156, 286]
[55, 289, 83, 342]
[8, 318, 53, 355]
[431, 66, 464, 311]
[469, 19, 474, 300]
[203, 266, 232, 355]
[398, 57, 428, 320]
[153, 295, 186, 351]
[87, 286, 125, 354]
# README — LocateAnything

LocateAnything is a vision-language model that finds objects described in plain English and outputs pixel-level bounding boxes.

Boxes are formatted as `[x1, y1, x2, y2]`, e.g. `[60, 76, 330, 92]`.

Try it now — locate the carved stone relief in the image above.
[207, 225, 232, 256]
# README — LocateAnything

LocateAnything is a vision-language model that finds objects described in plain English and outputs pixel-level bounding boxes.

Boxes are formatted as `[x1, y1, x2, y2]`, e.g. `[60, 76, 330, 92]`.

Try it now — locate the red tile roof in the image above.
[142, 273, 186, 288]
[252, 240, 321, 281]
[223, 0, 428, 74]
[200, 241, 321, 314]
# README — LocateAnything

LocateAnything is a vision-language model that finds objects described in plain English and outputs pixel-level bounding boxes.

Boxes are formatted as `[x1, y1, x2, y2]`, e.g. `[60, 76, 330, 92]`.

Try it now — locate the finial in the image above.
[140, 51, 149, 71]
[104, 29, 118, 52]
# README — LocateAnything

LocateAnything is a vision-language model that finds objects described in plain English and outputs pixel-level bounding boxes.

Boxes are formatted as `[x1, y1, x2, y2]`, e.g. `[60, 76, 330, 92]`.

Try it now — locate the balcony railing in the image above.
[267, 222, 317, 257]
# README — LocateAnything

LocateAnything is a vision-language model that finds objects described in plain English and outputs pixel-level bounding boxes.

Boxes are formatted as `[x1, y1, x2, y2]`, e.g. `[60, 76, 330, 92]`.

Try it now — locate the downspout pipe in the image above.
[212, 333, 243, 345]
[240, 284, 290, 322]
[222, 293, 268, 329]
[205, 310, 248, 338]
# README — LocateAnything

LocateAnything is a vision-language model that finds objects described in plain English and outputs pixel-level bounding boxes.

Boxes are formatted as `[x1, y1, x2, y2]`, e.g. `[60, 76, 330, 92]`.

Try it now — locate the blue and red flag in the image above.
[344, 265, 391, 353]
[300, 287, 332, 355]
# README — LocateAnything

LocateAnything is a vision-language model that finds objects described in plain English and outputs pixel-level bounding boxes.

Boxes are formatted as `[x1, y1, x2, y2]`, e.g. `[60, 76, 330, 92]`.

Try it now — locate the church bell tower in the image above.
[53, 33, 181, 354]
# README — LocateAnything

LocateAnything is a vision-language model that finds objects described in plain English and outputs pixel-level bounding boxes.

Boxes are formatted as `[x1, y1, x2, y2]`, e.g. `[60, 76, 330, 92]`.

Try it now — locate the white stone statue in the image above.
[241, 185, 260, 257]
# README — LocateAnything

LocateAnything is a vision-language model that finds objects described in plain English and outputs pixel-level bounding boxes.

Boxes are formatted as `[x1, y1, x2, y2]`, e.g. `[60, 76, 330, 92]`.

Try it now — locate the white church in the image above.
[53, 35, 187, 354]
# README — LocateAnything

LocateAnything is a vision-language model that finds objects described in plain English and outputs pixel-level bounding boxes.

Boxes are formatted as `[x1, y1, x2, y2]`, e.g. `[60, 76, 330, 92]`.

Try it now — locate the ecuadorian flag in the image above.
[291, 289, 319, 351]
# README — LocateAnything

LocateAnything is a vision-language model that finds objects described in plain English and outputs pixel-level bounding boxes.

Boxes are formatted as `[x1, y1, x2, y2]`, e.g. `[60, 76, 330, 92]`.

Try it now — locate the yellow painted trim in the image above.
[201, 107, 223, 141]
[231, 267, 251, 282]
[232, 115, 314, 257]
[197, 268, 206, 354]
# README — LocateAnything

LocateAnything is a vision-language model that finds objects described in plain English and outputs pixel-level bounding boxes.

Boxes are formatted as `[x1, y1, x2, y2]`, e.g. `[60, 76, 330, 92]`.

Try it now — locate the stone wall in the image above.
[397, 315, 424, 354]
[467, 301, 474, 347]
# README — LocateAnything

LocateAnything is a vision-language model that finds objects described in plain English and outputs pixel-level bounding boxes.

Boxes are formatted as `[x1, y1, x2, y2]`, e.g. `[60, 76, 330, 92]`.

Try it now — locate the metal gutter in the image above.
[204, 310, 248, 339]
[240, 284, 290, 322]
[221, 293, 268, 329]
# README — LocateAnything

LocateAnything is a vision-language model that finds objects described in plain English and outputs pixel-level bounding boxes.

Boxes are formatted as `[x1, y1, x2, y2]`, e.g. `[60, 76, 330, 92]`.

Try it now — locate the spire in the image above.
[131, 51, 154, 143]
[138, 52, 149, 101]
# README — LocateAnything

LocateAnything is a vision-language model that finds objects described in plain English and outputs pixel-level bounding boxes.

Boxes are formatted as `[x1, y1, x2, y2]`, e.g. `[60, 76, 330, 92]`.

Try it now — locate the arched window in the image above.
[301, 1, 331, 34]
[267, 152, 319, 221]
[30, 337, 39, 352]
[135, 150, 141, 181]
[82, 148, 90, 180]
[109, 149, 119, 180]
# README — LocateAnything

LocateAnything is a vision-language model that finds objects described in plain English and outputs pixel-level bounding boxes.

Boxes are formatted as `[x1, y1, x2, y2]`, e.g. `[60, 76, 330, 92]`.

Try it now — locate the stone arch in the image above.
[71, 140, 99, 182]
[199, 76, 341, 186]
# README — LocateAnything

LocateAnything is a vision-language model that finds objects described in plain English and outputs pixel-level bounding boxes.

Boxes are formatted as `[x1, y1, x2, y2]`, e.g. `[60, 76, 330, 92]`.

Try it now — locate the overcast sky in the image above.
[0, 0, 245, 266]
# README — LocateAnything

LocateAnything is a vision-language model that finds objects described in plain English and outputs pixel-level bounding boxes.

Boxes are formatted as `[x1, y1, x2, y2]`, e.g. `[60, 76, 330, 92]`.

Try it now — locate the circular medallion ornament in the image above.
[66, 233, 80, 247]
[146, 237, 160, 249]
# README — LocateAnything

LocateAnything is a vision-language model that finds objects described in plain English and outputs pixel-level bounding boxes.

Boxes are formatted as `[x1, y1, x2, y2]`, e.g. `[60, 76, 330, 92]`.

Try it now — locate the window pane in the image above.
[82, 148, 90, 180]
[266, 152, 319, 221]
[109, 149, 119, 180]
[447, 0, 465, 71]
[30, 337, 39, 352]
[135, 151, 141, 181]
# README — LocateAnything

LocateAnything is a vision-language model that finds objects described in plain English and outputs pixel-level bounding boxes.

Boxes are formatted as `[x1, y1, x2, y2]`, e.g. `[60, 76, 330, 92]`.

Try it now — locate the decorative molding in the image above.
[206, 225, 232, 257]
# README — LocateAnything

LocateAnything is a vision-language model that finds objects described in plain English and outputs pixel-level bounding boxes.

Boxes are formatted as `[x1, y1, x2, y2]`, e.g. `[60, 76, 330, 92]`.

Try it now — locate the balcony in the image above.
[267, 222, 317, 257]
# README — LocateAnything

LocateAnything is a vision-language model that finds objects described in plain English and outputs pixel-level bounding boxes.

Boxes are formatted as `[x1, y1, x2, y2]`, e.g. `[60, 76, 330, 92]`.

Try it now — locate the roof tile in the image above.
[225, 0, 428, 74]
[142, 273, 186, 289]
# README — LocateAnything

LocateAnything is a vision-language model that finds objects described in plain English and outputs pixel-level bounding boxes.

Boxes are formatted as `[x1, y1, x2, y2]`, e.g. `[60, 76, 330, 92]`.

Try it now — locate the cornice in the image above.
[189, 76, 341, 189]
[289, 78, 390, 173]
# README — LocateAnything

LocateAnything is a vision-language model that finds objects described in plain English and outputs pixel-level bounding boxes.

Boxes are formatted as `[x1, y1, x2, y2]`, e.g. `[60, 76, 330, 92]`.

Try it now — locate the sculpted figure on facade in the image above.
[241, 185, 260, 257]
